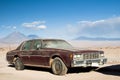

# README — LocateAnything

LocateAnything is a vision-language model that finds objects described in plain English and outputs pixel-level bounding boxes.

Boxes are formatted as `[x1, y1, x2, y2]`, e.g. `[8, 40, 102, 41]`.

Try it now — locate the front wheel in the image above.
[51, 57, 68, 75]
[14, 57, 24, 70]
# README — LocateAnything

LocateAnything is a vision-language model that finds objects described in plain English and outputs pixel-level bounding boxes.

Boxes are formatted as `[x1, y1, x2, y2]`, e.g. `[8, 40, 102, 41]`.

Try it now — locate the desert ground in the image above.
[0, 41, 120, 80]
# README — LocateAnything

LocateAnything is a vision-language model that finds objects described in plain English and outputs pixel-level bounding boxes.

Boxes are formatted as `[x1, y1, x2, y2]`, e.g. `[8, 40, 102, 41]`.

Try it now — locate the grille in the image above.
[83, 53, 99, 59]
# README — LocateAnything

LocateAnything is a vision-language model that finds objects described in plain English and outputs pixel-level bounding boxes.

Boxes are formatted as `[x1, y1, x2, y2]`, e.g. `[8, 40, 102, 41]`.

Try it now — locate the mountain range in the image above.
[0, 31, 120, 44]
[76, 36, 120, 41]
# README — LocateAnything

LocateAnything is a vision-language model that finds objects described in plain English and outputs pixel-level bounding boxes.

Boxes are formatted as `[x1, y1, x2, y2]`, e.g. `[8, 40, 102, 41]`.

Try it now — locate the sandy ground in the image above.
[0, 43, 120, 80]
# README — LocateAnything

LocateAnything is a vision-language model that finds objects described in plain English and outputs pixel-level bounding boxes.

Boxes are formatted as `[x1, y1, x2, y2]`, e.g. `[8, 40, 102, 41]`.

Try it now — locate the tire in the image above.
[51, 57, 68, 75]
[14, 57, 24, 70]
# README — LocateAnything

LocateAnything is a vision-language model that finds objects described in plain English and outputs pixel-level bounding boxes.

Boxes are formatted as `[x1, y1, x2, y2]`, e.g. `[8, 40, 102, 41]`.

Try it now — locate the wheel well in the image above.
[14, 55, 19, 58]
[50, 55, 65, 67]
[52, 55, 60, 59]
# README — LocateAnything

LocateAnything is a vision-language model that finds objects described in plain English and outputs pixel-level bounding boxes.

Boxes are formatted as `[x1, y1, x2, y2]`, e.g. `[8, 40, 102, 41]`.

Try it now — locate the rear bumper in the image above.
[71, 58, 107, 67]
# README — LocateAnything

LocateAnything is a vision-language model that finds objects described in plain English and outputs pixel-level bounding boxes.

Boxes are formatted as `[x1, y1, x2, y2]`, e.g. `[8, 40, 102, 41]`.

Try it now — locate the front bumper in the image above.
[71, 58, 107, 67]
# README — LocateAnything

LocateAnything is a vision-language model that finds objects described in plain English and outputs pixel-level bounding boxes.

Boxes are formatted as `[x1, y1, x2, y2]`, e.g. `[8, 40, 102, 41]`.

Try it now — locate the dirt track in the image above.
[0, 49, 120, 80]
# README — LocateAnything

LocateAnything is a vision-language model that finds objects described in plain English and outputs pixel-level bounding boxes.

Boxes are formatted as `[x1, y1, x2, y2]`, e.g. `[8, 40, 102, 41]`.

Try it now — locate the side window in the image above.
[32, 40, 41, 50]
[22, 41, 32, 50]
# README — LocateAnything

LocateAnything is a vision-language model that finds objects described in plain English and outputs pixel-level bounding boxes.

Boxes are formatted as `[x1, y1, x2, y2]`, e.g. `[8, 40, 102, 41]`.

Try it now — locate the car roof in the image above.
[25, 39, 65, 42]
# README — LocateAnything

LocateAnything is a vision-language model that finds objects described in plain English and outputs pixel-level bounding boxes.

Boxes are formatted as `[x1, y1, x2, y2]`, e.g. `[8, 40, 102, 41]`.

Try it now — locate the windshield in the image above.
[43, 40, 73, 50]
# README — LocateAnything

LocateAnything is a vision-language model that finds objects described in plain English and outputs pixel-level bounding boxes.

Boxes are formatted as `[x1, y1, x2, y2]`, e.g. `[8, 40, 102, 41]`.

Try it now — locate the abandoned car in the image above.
[6, 39, 107, 75]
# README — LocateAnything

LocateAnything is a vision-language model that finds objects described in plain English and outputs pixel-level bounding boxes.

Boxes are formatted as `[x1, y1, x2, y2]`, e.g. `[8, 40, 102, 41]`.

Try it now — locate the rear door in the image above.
[20, 40, 33, 64]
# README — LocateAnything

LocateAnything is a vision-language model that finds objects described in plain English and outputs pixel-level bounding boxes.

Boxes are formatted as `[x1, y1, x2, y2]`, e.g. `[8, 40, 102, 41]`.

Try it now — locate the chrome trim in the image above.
[83, 52, 99, 59]
[71, 58, 107, 67]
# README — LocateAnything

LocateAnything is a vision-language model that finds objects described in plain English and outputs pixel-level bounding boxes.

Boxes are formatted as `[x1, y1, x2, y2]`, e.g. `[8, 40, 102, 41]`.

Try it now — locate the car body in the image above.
[6, 39, 107, 75]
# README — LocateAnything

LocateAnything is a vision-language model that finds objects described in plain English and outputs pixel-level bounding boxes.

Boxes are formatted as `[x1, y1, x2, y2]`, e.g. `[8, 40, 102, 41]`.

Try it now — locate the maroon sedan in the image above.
[6, 39, 107, 75]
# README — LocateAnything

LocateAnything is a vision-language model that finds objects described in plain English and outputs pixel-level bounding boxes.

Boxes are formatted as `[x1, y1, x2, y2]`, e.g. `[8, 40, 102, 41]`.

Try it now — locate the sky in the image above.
[0, 0, 120, 40]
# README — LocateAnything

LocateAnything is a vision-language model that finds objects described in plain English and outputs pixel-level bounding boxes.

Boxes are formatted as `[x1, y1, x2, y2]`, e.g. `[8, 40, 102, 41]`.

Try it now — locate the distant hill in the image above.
[0, 31, 39, 44]
[76, 36, 120, 41]
[27, 35, 39, 39]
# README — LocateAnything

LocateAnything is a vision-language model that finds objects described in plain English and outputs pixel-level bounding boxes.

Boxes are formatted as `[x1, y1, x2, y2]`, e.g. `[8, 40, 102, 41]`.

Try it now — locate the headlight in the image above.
[73, 55, 81, 58]
[73, 54, 83, 60]
[77, 55, 81, 57]
[100, 51, 104, 57]
[100, 53, 104, 57]
[73, 55, 77, 58]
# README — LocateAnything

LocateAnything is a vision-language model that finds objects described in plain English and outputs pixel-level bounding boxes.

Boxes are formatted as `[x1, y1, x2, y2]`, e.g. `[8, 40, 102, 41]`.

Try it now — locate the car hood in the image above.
[47, 47, 101, 54]
[66, 48, 101, 53]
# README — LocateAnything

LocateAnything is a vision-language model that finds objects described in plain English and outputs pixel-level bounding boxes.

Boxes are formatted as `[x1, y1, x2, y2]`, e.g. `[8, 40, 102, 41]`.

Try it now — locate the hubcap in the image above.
[55, 60, 62, 73]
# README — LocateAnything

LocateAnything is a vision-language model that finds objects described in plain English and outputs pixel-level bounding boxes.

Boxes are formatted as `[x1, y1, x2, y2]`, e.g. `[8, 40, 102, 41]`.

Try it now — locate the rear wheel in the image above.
[14, 57, 24, 70]
[51, 57, 68, 75]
